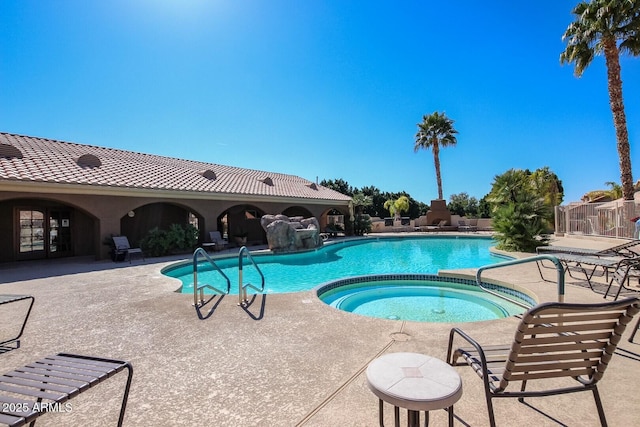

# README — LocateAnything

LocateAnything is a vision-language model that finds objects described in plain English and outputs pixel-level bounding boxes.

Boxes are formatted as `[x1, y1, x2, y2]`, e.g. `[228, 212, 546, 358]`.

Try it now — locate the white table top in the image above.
[366, 352, 463, 411]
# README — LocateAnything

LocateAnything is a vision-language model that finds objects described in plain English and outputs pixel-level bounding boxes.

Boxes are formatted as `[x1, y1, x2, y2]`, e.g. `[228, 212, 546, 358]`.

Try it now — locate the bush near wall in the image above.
[140, 224, 199, 257]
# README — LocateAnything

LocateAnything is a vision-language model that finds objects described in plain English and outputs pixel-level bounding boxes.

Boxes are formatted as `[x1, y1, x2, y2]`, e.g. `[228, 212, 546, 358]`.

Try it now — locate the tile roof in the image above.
[0, 132, 351, 202]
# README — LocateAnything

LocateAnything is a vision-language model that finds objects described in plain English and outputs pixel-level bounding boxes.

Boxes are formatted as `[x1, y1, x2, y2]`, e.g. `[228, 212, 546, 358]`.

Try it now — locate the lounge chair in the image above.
[112, 236, 144, 263]
[603, 257, 640, 300]
[447, 297, 640, 427]
[536, 240, 640, 258]
[0, 294, 34, 354]
[202, 231, 228, 252]
[629, 315, 640, 342]
[423, 220, 447, 231]
[0, 353, 133, 426]
[535, 253, 625, 291]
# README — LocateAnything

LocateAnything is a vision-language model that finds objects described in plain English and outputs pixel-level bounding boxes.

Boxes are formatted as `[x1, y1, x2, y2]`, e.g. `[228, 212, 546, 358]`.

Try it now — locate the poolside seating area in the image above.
[0, 235, 639, 425]
[202, 231, 228, 252]
[112, 236, 144, 264]
[535, 240, 640, 298]
[448, 297, 640, 427]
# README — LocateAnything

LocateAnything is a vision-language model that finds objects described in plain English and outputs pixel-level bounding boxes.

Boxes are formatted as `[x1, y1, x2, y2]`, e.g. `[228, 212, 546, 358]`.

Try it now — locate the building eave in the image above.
[0, 180, 351, 206]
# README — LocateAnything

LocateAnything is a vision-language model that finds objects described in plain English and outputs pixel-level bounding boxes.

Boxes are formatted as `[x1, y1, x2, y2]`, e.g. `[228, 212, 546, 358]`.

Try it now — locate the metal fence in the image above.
[555, 200, 639, 239]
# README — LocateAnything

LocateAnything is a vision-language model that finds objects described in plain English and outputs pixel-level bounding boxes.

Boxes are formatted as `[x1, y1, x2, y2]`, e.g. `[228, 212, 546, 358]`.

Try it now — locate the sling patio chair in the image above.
[629, 315, 640, 342]
[603, 257, 640, 301]
[202, 231, 228, 252]
[112, 236, 144, 263]
[447, 297, 640, 427]
[536, 240, 640, 259]
[535, 253, 624, 292]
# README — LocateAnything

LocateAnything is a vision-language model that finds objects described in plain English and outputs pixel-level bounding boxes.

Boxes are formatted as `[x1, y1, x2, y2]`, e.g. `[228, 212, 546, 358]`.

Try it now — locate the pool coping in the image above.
[314, 273, 537, 311]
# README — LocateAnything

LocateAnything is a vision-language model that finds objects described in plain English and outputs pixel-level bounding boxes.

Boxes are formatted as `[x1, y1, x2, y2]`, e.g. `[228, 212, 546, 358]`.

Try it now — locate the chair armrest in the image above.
[447, 327, 486, 365]
[447, 327, 500, 390]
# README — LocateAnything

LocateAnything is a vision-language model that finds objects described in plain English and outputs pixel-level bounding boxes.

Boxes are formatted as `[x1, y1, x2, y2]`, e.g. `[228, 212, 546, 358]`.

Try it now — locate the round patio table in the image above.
[366, 352, 462, 427]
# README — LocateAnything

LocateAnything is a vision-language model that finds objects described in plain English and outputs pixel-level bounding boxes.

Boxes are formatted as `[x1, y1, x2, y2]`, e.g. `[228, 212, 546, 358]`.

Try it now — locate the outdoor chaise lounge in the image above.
[536, 240, 640, 259]
[112, 236, 144, 263]
[0, 294, 34, 354]
[0, 353, 133, 426]
[458, 219, 478, 232]
[603, 257, 640, 300]
[535, 252, 636, 291]
[202, 231, 228, 252]
[447, 297, 640, 427]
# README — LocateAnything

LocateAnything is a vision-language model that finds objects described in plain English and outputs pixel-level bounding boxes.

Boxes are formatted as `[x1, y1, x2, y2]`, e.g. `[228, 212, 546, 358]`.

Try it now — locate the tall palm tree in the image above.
[560, 0, 640, 200]
[414, 111, 458, 200]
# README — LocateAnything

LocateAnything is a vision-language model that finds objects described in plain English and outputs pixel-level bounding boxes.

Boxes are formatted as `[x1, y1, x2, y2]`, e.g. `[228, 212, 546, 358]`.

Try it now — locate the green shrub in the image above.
[353, 214, 372, 236]
[140, 227, 171, 257]
[140, 224, 198, 256]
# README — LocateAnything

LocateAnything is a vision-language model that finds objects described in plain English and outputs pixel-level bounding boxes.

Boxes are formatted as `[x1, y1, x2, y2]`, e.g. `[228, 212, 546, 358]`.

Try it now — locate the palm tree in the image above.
[560, 0, 639, 200]
[414, 111, 458, 200]
[383, 196, 410, 221]
[604, 181, 623, 199]
[351, 192, 373, 214]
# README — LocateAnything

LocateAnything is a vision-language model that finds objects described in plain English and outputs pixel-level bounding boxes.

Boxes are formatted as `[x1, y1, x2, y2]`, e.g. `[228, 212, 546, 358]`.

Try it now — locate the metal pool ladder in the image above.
[192, 247, 231, 307]
[238, 246, 265, 306]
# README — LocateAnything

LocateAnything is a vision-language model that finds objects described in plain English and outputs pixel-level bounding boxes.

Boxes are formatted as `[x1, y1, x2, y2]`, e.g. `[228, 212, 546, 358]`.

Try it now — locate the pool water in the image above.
[163, 236, 508, 295]
[318, 278, 529, 322]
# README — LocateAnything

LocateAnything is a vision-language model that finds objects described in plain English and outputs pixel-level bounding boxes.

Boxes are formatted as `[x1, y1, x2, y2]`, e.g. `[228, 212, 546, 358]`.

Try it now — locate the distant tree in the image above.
[319, 178, 354, 196]
[448, 192, 479, 217]
[478, 196, 492, 218]
[320, 180, 428, 218]
[360, 185, 386, 217]
[351, 192, 373, 214]
[351, 192, 373, 236]
[560, 0, 639, 200]
[530, 167, 564, 207]
[384, 196, 410, 220]
[414, 111, 458, 200]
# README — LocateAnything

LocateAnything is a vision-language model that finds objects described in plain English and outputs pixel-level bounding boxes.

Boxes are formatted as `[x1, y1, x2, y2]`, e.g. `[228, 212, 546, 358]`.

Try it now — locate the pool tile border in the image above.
[315, 273, 536, 307]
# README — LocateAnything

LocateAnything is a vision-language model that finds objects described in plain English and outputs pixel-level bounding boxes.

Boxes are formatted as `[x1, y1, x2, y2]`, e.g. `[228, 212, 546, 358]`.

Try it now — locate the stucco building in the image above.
[0, 132, 351, 262]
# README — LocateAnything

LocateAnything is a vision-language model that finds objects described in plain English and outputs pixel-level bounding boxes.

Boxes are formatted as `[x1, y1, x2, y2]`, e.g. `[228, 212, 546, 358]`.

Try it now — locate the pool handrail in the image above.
[238, 246, 265, 306]
[476, 255, 565, 307]
[192, 248, 231, 307]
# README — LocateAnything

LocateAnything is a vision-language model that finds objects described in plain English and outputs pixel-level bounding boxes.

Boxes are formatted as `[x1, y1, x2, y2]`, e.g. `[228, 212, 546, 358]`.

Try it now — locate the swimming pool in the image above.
[316, 274, 533, 322]
[163, 236, 510, 294]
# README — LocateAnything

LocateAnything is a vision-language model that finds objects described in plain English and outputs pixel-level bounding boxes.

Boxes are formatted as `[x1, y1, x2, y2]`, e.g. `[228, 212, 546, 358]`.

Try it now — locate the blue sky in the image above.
[1, 1, 638, 204]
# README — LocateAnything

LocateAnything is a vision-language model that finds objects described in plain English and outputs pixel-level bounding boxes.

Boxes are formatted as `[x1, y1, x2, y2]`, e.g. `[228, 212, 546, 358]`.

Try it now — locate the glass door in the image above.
[18, 209, 45, 258]
[49, 210, 72, 256]
[16, 208, 73, 259]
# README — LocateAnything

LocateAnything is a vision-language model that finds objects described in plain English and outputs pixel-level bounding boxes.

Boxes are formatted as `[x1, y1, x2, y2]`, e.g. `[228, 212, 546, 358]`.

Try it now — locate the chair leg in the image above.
[629, 315, 640, 343]
[485, 393, 497, 427]
[592, 386, 608, 427]
[518, 379, 528, 403]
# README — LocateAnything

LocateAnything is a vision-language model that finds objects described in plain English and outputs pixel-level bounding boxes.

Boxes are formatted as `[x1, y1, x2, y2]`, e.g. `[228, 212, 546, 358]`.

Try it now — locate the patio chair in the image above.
[447, 297, 640, 427]
[603, 257, 640, 300]
[629, 315, 640, 342]
[0, 353, 133, 426]
[112, 236, 144, 263]
[202, 231, 228, 252]
[0, 294, 34, 354]
[424, 220, 447, 231]
[535, 253, 622, 291]
[536, 240, 640, 259]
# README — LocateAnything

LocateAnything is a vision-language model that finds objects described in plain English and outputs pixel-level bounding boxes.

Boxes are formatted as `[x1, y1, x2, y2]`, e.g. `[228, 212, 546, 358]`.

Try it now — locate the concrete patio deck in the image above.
[0, 234, 639, 426]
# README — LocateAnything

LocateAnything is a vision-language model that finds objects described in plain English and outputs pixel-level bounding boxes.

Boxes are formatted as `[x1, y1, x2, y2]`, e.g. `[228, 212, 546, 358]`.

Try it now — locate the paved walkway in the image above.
[0, 234, 639, 426]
